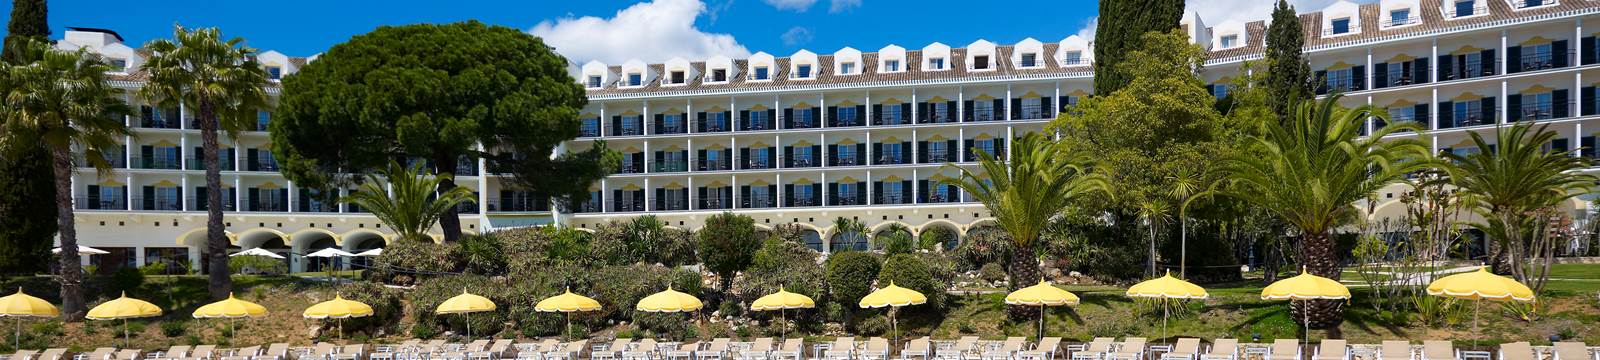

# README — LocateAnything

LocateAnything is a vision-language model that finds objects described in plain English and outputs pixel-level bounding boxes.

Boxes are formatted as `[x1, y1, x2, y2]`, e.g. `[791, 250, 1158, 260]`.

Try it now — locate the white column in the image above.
[730, 97, 737, 131]
[689, 177, 696, 210]
[599, 105, 607, 136]
[687, 98, 694, 134]
[867, 169, 874, 205]
[911, 88, 919, 122]
[958, 85, 965, 122]
[1005, 84, 1013, 121]
[124, 173, 133, 210]
[776, 173, 783, 208]
[912, 129, 919, 163]
[688, 138, 695, 172]
[732, 175, 739, 208]
[912, 168, 919, 204]
[731, 137, 739, 169]
[1366, 96, 1374, 135]
[820, 92, 827, 127]
[821, 172, 828, 206]
[866, 131, 873, 165]
[1430, 39, 1439, 83]
[644, 140, 651, 173]
[866, 90, 873, 125]
[1500, 30, 1508, 76]
[1500, 80, 1509, 125]
[1365, 48, 1374, 90]
[601, 179, 609, 212]
[1432, 87, 1441, 131]
[1578, 72, 1585, 117]
[643, 100, 651, 135]
[476, 143, 488, 217]
[644, 178, 651, 211]
[234, 176, 243, 211]
[288, 180, 297, 212]
[1577, 123, 1584, 157]
[821, 133, 828, 167]
[958, 128, 966, 162]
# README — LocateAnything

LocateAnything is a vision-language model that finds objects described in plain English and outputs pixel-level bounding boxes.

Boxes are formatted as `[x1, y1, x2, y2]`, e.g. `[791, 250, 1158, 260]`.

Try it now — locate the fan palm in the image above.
[1136, 198, 1172, 277]
[1442, 122, 1593, 280]
[344, 161, 477, 243]
[138, 25, 270, 299]
[0, 39, 131, 320]
[1222, 95, 1430, 333]
[941, 133, 1108, 295]
[1168, 168, 1222, 278]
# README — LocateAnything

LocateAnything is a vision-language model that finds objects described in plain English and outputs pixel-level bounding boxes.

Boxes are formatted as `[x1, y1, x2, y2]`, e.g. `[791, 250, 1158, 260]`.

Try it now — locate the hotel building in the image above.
[53, 0, 1600, 273]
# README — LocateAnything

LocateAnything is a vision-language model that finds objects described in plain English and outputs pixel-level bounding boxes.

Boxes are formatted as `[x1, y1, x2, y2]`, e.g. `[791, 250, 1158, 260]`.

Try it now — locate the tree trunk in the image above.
[1298, 231, 1344, 337]
[1148, 221, 1158, 277]
[434, 154, 463, 242]
[1006, 241, 1041, 321]
[199, 100, 233, 300]
[48, 144, 85, 321]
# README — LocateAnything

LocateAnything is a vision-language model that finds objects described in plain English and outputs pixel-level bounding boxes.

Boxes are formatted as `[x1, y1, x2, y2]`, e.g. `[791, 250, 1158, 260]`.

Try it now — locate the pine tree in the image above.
[1092, 0, 1185, 95]
[1264, 0, 1312, 123]
[0, 0, 60, 276]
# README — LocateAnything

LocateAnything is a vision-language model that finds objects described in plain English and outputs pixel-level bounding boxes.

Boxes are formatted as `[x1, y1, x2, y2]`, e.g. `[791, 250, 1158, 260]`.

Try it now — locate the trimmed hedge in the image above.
[877, 254, 945, 309]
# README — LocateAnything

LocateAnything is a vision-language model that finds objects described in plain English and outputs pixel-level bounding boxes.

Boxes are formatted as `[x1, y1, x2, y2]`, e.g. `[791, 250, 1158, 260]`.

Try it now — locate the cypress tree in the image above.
[0, 0, 60, 276]
[1264, 0, 1313, 123]
[1092, 0, 1185, 95]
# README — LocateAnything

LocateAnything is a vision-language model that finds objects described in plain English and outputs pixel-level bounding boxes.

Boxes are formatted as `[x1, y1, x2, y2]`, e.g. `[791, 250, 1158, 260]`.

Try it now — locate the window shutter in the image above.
[964, 139, 974, 161]
[653, 114, 664, 134]
[1414, 104, 1430, 127]
[872, 104, 883, 125]
[917, 180, 929, 203]
[946, 101, 957, 121]
[783, 108, 794, 129]
[827, 145, 837, 166]
[901, 181, 912, 203]
[1438, 101, 1454, 128]
[784, 184, 794, 206]
[900, 104, 912, 123]
[1352, 65, 1365, 90]
[856, 105, 867, 124]
[918, 102, 929, 122]
[1585, 136, 1597, 156]
[917, 141, 928, 163]
[143, 186, 155, 210]
[722, 111, 732, 130]
[856, 182, 866, 204]
[996, 139, 1007, 160]
[856, 144, 866, 164]
[1040, 97, 1053, 118]
[1010, 98, 1022, 119]
[248, 188, 260, 211]
[278, 190, 288, 211]
[811, 146, 821, 166]
[1554, 89, 1570, 118]
[767, 109, 777, 126]
[873, 181, 883, 204]
[901, 142, 912, 163]
[1482, 49, 1497, 75]
[1584, 87, 1597, 116]
[246, 149, 259, 170]
[1413, 59, 1429, 84]
[1373, 63, 1388, 88]
[697, 149, 707, 171]
[767, 185, 777, 207]
[611, 116, 622, 136]
[827, 106, 838, 127]
[947, 140, 958, 160]
[696, 112, 707, 132]
[1507, 46, 1523, 73]
[1480, 97, 1496, 124]
[740, 148, 750, 169]
[740, 186, 751, 208]
[1437, 55, 1453, 80]
[1507, 94, 1522, 122]
[739, 110, 750, 130]
[811, 107, 821, 126]
[872, 143, 883, 165]
[698, 187, 707, 209]
[1554, 40, 1570, 68]
[963, 100, 974, 121]
[993, 99, 1005, 119]
[1058, 96, 1070, 112]
[1585, 37, 1598, 65]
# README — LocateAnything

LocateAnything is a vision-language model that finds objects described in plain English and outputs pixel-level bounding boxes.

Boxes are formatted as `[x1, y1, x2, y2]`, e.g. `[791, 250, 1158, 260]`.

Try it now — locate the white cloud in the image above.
[1075, 16, 1098, 40]
[829, 0, 862, 13]
[781, 26, 814, 47]
[764, 0, 817, 11]
[529, 0, 751, 64]
[1185, 0, 1374, 27]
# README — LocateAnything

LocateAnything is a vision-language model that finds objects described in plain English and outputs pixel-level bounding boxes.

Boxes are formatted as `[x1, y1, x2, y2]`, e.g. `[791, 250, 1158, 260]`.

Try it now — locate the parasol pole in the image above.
[1038, 305, 1045, 341]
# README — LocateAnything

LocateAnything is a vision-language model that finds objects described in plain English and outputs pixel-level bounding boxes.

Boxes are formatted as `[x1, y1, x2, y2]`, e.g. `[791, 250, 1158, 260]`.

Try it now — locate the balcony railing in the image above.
[697, 160, 732, 171]
[75, 197, 126, 210]
[248, 201, 287, 212]
[924, 192, 960, 204]
[619, 162, 643, 174]
[743, 157, 776, 170]
[832, 155, 862, 167]
[699, 197, 732, 210]
[132, 197, 183, 211]
[875, 194, 909, 205]
[186, 156, 236, 171]
[654, 161, 688, 173]
[745, 120, 774, 131]
[790, 118, 818, 129]
[612, 200, 643, 212]
[190, 197, 238, 211]
[454, 202, 479, 214]
[455, 159, 478, 176]
[611, 127, 644, 137]
[572, 200, 602, 213]
[580, 124, 601, 138]
[1380, 16, 1420, 28]
[1515, 100, 1570, 121]
[247, 160, 279, 172]
[971, 110, 999, 122]
[1514, 51, 1574, 72]
[299, 201, 340, 213]
[788, 197, 818, 207]
[876, 154, 910, 165]
[922, 153, 953, 164]
[656, 123, 687, 135]
[138, 118, 181, 129]
[702, 122, 730, 133]
[743, 197, 775, 209]
[1441, 113, 1497, 129]
[787, 157, 817, 168]
[76, 154, 126, 169]
[1511, 0, 1552, 8]
[831, 195, 864, 206]
[134, 156, 182, 170]
[1441, 60, 1499, 82]
[1443, 5, 1486, 19]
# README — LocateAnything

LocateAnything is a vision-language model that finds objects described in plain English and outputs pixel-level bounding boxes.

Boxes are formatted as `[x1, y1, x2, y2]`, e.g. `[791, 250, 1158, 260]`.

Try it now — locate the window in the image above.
[882, 104, 904, 125]
[885, 60, 900, 72]
[1522, 43, 1553, 70]
[793, 146, 816, 166]
[712, 69, 727, 82]
[881, 181, 904, 203]
[256, 110, 270, 131]
[267, 66, 282, 80]
[108, 58, 127, 71]
[796, 64, 813, 78]
[750, 186, 772, 207]
[670, 71, 685, 84]
[1521, 92, 1554, 120]
[1389, 9, 1412, 25]
[881, 142, 904, 163]
[1327, 68, 1355, 92]
[1212, 84, 1230, 99]
[837, 106, 859, 126]
[1020, 53, 1037, 67]
[749, 148, 771, 168]
[836, 145, 856, 165]
[587, 75, 602, 88]
[840, 62, 856, 74]
[929, 102, 952, 122]
[1454, 0, 1475, 17]
[748, 109, 772, 130]
[927, 141, 950, 161]
[1220, 35, 1239, 48]
[660, 114, 686, 134]
[793, 108, 817, 127]
[1064, 51, 1082, 65]
[627, 73, 642, 86]
[1520, 0, 1544, 8]
[1389, 106, 1416, 123]
[1454, 100, 1484, 126]
[973, 100, 996, 121]
[974, 55, 990, 70]
[705, 111, 728, 131]
[1021, 98, 1043, 119]
[1331, 18, 1351, 35]
[929, 57, 945, 70]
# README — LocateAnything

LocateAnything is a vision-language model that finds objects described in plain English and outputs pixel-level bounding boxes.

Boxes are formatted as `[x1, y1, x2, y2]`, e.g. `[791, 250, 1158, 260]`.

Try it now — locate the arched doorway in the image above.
[799, 228, 824, 252]
[236, 229, 289, 274]
[919, 221, 962, 251]
[346, 236, 386, 270]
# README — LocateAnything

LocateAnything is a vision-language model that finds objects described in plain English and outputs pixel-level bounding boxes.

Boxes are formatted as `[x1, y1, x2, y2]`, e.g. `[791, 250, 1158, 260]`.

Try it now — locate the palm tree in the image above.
[138, 25, 270, 299]
[942, 133, 1108, 295]
[1168, 168, 1221, 278]
[830, 217, 867, 252]
[344, 161, 476, 242]
[1442, 122, 1593, 281]
[1222, 95, 1430, 334]
[0, 39, 131, 321]
[1136, 198, 1172, 277]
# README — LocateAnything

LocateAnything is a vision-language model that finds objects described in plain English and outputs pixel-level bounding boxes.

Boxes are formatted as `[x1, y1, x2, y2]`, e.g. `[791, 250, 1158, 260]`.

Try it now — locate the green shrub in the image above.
[587, 217, 698, 267]
[340, 282, 404, 334]
[698, 213, 763, 297]
[739, 239, 825, 305]
[126, 321, 147, 336]
[109, 267, 144, 293]
[824, 252, 881, 307]
[459, 234, 508, 276]
[589, 264, 700, 321]
[410, 321, 438, 339]
[410, 275, 506, 338]
[872, 225, 918, 255]
[978, 263, 1007, 284]
[369, 238, 460, 285]
[951, 226, 1010, 272]
[498, 226, 596, 275]
[854, 314, 890, 335]
[160, 321, 187, 337]
[634, 312, 696, 341]
[877, 254, 945, 309]
[228, 256, 286, 275]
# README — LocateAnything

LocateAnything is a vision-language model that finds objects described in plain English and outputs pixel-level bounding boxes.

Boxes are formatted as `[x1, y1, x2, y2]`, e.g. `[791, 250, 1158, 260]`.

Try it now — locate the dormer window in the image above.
[885, 60, 900, 72]
[627, 73, 642, 87]
[1388, 9, 1412, 26]
[796, 64, 813, 78]
[929, 58, 946, 70]
[267, 66, 282, 80]
[755, 66, 770, 80]
[1221, 35, 1239, 48]
[1516, 0, 1547, 8]
[1064, 51, 1082, 65]
[840, 62, 856, 75]
[108, 58, 127, 71]
[587, 75, 603, 88]
[974, 55, 990, 70]
[711, 69, 727, 82]
[1452, 0, 1476, 17]
[1020, 53, 1038, 68]
[670, 70, 685, 84]
[1330, 18, 1351, 35]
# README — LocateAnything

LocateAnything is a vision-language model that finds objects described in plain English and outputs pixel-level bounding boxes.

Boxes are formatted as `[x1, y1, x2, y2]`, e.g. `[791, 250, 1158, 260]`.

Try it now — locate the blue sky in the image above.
[6, 0, 1357, 64]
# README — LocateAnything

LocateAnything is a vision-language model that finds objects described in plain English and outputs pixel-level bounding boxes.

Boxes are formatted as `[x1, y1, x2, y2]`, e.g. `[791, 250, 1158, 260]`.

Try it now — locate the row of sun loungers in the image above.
[6, 339, 1597, 360]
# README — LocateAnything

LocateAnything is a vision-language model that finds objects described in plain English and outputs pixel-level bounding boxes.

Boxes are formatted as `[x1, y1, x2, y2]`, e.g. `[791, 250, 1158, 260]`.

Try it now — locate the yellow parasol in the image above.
[1126, 271, 1208, 342]
[859, 282, 926, 347]
[86, 292, 163, 347]
[1260, 266, 1349, 345]
[535, 288, 601, 340]
[1005, 280, 1079, 340]
[435, 290, 496, 341]
[750, 287, 816, 338]
[1426, 266, 1535, 331]
[0, 288, 59, 349]
[192, 293, 268, 335]
[635, 286, 704, 313]
[302, 294, 373, 342]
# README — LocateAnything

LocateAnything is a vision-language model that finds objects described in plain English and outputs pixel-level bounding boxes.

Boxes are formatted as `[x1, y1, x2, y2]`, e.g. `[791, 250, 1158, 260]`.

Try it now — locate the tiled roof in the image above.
[587, 0, 1600, 98]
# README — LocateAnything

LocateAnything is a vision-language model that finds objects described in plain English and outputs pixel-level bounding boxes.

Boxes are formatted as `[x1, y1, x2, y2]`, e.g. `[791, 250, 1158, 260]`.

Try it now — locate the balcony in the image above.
[875, 194, 909, 205]
[134, 156, 182, 170]
[790, 118, 819, 129]
[489, 197, 547, 212]
[455, 158, 478, 176]
[246, 160, 279, 172]
[788, 197, 819, 207]
[875, 154, 910, 165]
[186, 156, 236, 171]
[698, 197, 732, 210]
[75, 197, 126, 210]
[1380, 16, 1419, 28]
[742, 157, 776, 170]
[970, 110, 1000, 122]
[1443, 5, 1486, 19]
[742, 196, 775, 209]
[744, 119, 775, 131]
[248, 201, 287, 212]
[697, 159, 732, 172]
[923, 192, 960, 204]
[298, 200, 340, 213]
[76, 153, 126, 169]
[580, 121, 601, 138]
[132, 197, 183, 211]
[190, 197, 238, 211]
[787, 157, 818, 168]
[572, 200, 602, 213]
[454, 202, 479, 214]
[612, 200, 644, 212]
[1018, 104, 1049, 120]
[1510, 0, 1552, 8]
[830, 195, 864, 206]
[921, 153, 954, 164]
[657, 199, 690, 211]
[344, 203, 365, 213]
[1514, 100, 1570, 122]
[653, 161, 688, 173]
[618, 162, 644, 174]
[138, 117, 181, 129]
[655, 123, 687, 135]
[702, 121, 731, 133]
[831, 155, 863, 167]
[1440, 60, 1499, 82]
[831, 115, 863, 127]
[1513, 51, 1573, 73]
[1440, 113, 1496, 129]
